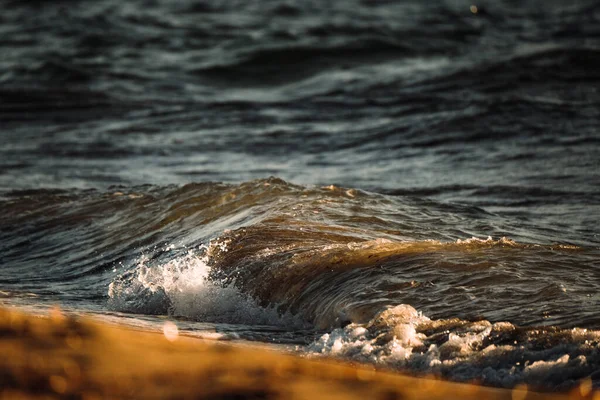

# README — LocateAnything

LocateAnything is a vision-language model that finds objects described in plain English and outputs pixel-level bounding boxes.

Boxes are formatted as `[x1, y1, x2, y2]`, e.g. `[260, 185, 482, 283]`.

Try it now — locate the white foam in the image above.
[107, 245, 304, 328]
[307, 304, 600, 389]
[455, 236, 516, 246]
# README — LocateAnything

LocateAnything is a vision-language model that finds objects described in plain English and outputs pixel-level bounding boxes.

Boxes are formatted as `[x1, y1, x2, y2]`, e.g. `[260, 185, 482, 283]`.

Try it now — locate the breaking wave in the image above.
[107, 243, 305, 328]
[2, 178, 599, 390]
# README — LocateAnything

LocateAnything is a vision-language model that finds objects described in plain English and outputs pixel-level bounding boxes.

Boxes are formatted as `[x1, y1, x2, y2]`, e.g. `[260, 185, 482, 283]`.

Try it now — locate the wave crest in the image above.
[107, 244, 305, 328]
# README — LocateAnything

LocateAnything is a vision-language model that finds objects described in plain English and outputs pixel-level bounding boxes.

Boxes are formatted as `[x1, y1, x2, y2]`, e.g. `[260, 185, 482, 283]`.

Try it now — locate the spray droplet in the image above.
[163, 321, 179, 342]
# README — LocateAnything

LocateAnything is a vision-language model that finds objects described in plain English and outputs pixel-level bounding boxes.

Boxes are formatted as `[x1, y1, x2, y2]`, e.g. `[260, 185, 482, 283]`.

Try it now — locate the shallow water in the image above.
[1, 0, 600, 391]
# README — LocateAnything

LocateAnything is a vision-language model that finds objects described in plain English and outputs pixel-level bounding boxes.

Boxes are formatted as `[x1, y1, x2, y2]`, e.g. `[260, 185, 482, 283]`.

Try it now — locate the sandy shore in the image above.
[0, 307, 594, 400]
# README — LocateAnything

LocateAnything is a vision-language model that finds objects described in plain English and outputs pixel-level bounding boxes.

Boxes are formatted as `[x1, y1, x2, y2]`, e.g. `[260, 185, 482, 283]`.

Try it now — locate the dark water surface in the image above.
[1, 0, 600, 390]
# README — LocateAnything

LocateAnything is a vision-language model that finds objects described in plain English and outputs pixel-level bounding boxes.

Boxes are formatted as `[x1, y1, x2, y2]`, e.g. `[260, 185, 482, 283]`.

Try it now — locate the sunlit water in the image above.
[1, 0, 600, 391]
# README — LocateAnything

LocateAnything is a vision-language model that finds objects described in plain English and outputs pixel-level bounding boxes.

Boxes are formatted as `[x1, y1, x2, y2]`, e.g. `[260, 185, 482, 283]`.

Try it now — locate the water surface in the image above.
[1, 0, 599, 390]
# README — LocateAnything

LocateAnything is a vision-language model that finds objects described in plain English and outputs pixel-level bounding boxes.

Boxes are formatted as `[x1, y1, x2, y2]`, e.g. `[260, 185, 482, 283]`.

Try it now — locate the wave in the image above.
[204, 229, 594, 329]
[0, 87, 117, 123]
[192, 38, 411, 86]
[413, 47, 600, 95]
[2, 178, 599, 389]
[383, 185, 600, 207]
[102, 223, 599, 390]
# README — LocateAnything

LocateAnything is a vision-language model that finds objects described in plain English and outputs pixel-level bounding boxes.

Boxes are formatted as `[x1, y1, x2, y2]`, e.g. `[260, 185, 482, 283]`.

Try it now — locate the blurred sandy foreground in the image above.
[0, 307, 594, 400]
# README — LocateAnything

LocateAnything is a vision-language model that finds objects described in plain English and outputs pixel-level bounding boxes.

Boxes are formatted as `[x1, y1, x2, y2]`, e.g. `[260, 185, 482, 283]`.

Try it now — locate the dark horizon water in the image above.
[1, 0, 600, 391]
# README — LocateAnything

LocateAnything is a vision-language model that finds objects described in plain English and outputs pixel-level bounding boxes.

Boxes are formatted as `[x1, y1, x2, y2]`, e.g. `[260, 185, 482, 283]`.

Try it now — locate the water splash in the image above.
[107, 245, 305, 328]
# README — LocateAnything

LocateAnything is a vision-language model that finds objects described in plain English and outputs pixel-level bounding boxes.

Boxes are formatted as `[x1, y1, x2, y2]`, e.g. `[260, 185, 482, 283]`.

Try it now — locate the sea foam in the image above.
[107, 244, 304, 328]
[307, 304, 600, 390]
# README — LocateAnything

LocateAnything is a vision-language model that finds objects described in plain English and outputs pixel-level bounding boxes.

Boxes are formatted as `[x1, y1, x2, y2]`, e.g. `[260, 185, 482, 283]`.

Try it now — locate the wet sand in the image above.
[0, 307, 594, 399]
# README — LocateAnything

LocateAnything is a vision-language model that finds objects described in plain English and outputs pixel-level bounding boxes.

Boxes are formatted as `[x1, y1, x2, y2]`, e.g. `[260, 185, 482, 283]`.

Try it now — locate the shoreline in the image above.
[0, 306, 593, 399]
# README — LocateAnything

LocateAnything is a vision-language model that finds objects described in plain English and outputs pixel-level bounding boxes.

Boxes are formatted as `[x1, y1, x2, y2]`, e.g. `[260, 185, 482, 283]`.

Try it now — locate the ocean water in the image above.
[1, 0, 600, 391]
